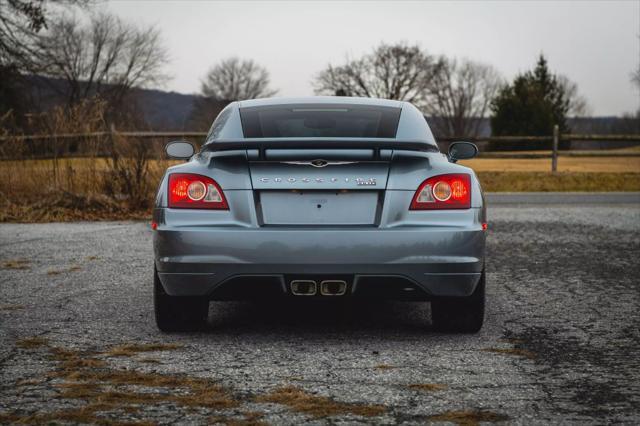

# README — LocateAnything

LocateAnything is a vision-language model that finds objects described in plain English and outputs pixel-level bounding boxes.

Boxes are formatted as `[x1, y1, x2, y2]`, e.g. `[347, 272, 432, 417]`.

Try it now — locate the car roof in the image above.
[206, 96, 437, 146]
[237, 96, 404, 109]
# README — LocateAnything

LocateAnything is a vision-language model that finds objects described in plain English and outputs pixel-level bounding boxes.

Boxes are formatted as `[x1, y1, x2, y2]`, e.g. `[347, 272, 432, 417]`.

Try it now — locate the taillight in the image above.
[410, 174, 471, 210]
[168, 173, 228, 209]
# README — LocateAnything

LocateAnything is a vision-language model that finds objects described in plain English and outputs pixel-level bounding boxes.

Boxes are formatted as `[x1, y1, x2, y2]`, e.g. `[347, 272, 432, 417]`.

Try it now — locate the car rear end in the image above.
[152, 98, 486, 332]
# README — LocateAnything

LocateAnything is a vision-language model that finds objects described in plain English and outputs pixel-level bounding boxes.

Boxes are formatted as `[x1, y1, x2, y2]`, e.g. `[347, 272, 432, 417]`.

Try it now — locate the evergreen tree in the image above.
[490, 55, 572, 148]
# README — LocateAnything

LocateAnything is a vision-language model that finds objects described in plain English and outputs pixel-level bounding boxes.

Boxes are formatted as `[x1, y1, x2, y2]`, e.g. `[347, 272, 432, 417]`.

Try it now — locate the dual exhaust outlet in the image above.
[290, 280, 347, 296]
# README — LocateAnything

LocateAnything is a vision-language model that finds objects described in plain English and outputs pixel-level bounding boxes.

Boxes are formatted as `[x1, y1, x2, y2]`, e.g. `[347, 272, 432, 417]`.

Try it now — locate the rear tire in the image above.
[431, 269, 485, 333]
[154, 267, 209, 332]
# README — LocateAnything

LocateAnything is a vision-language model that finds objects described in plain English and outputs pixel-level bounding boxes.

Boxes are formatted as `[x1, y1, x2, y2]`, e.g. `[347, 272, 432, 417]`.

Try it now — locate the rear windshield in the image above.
[239, 104, 401, 138]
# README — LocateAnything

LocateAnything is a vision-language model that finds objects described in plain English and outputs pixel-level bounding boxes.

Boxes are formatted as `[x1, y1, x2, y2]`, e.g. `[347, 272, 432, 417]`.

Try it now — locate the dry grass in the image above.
[461, 155, 640, 173]
[2, 341, 238, 424]
[478, 172, 640, 192]
[0, 157, 172, 205]
[407, 383, 447, 392]
[103, 343, 184, 357]
[428, 410, 509, 426]
[0, 304, 25, 311]
[51, 368, 237, 410]
[1, 259, 30, 270]
[256, 385, 385, 418]
[483, 347, 537, 360]
[0, 189, 151, 222]
[374, 364, 395, 370]
[15, 336, 49, 349]
[8, 339, 392, 423]
[0, 100, 174, 223]
[49, 346, 108, 370]
[0, 403, 155, 426]
[47, 265, 82, 275]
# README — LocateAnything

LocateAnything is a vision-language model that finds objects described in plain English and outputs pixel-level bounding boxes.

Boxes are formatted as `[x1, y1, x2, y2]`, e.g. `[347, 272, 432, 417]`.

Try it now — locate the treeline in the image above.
[1, 0, 639, 142]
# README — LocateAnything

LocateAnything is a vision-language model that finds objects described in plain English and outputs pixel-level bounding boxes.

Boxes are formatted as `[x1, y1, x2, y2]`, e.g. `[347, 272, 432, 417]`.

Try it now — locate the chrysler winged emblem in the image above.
[281, 159, 356, 167]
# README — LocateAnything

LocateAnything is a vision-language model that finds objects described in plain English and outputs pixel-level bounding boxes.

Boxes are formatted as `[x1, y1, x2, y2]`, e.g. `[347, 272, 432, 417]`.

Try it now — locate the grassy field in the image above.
[0, 156, 638, 222]
[460, 155, 640, 173]
[476, 172, 640, 192]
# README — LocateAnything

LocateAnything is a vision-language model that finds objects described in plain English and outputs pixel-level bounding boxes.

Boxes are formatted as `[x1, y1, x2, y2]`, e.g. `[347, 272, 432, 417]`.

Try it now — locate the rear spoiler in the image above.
[200, 138, 439, 160]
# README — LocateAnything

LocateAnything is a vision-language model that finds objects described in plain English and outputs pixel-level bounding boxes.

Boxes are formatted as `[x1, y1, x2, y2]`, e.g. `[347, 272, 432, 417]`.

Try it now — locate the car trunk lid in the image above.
[249, 149, 389, 225]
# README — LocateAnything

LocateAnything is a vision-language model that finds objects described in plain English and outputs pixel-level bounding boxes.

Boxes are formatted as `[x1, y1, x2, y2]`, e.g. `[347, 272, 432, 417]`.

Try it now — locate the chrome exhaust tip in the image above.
[320, 280, 347, 296]
[290, 280, 317, 296]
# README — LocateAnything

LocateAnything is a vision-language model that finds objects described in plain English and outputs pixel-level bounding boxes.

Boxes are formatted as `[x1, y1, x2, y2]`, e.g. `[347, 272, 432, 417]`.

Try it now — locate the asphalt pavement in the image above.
[1, 195, 639, 424]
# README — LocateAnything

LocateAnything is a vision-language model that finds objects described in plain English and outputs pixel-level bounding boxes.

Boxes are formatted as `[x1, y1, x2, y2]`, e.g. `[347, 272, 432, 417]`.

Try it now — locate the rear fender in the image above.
[156, 151, 253, 207]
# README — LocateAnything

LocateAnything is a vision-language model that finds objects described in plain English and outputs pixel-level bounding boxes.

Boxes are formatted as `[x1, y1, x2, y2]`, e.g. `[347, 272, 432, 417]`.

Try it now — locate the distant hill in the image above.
[21, 75, 639, 135]
[130, 87, 201, 130]
[25, 75, 204, 131]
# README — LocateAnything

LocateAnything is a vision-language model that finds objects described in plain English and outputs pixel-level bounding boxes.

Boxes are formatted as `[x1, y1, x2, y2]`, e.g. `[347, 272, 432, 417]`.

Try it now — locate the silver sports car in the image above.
[152, 97, 486, 332]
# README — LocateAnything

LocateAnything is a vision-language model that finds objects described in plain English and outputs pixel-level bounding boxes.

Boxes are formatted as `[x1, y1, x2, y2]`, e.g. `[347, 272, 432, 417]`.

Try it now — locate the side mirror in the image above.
[165, 141, 195, 160]
[448, 142, 478, 163]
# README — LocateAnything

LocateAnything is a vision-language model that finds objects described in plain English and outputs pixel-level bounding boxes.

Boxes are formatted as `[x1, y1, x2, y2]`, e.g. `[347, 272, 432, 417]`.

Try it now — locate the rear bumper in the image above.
[153, 219, 485, 298]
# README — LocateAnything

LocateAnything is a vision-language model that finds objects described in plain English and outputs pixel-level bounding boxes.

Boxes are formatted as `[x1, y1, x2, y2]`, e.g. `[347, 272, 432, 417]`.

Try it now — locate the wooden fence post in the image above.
[108, 124, 117, 161]
[551, 124, 559, 173]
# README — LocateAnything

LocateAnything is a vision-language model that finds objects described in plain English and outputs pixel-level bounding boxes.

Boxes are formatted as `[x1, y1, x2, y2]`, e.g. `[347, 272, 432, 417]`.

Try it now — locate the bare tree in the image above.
[0, 0, 88, 67]
[557, 75, 589, 117]
[1, 0, 48, 67]
[200, 57, 277, 102]
[314, 42, 444, 105]
[1, 0, 89, 129]
[34, 12, 169, 106]
[314, 43, 504, 138]
[423, 58, 503, 137]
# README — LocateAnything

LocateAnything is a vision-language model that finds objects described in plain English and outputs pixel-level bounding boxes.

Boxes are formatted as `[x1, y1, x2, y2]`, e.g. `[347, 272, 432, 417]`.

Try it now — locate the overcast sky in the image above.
[104, 0, 639, 116]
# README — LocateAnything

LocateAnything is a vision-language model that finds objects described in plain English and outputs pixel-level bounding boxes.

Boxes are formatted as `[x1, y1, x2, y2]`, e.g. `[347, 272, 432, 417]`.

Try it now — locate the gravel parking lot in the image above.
[1, 201, 639, 424]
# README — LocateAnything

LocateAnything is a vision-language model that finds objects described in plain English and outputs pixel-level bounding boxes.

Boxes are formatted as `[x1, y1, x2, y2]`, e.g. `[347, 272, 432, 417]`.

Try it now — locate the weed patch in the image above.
[0, 403, 155, 425]
[7, 340, 390, 423]
[104, 343, 184, 357]
[0, 304, 25, 311]
[0, 190, 150, 223]
[1, 259, 30, 270]
[374, 364, 395, 370]
[47, 346, 237, 411]
[47, 265, 82, 275]
[16, 336, 48, 349]
[477, 171, 640, 192]
[256, 385, 385, 418]
[1, 340, 239, 423]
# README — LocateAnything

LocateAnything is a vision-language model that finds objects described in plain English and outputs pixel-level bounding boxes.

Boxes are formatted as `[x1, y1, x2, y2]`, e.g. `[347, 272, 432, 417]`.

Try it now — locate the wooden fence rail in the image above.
[2, 132, 638, 143]
[1, 125, 639, 173]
